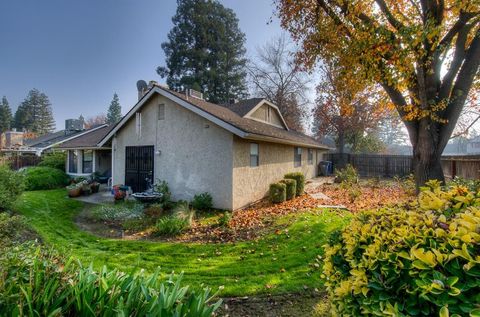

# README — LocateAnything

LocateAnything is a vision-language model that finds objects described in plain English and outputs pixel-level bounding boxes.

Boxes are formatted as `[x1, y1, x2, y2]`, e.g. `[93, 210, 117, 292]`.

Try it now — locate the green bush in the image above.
[38, 151, 66, 170]
[280, 179, 297, 200]
[154, 215, 189, 236]
[218, 212, 232, 228]
[0, 165, 24, 210]
[269, 182, 286, 203]
[284, 172, 305, 196]
[323, 182, 480, 316]
[0, 213, 32, 248]
[192, 192, 213, 211]
[0, 243, 221, 316]
[334, 164, 358, 184]
[91, 203, 144, 222]
[23, 166, 69, 190]
[154, 179, 173, 209]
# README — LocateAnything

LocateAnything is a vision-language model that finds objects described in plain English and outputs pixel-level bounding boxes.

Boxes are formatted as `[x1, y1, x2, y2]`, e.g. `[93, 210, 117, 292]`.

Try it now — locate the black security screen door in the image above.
[125, 146, 154, 192]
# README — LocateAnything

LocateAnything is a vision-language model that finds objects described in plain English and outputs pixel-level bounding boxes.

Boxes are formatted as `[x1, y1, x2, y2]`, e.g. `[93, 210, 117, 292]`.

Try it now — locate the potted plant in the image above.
[66, 184, 81, 197]
[90, 181, 100, 193]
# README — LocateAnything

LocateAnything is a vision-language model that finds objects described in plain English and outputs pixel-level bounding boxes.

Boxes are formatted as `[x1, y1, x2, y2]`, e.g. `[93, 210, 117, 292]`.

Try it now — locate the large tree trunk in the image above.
[409, 119, 446, 190]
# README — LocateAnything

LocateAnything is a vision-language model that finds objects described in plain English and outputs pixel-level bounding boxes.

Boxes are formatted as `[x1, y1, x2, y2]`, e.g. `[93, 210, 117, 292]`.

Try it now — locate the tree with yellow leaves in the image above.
[276, 0, 480, 188]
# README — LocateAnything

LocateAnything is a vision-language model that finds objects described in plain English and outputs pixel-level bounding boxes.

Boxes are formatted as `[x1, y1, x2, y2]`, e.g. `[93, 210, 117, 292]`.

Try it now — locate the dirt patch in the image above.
[218, 292, 328, 317]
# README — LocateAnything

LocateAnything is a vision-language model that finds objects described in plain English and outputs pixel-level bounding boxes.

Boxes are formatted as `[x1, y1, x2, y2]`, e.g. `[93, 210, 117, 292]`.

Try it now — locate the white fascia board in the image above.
[98, 86, 248, 146]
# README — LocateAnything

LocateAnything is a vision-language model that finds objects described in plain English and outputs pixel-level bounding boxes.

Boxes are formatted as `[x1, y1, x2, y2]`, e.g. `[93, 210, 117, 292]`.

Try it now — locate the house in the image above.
[63, 82, 329, 210]
[57, 124, 112, 178]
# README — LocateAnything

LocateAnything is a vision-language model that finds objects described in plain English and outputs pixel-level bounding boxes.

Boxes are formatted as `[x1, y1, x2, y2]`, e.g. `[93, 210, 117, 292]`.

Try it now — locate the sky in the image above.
[0, 0, 283, 131]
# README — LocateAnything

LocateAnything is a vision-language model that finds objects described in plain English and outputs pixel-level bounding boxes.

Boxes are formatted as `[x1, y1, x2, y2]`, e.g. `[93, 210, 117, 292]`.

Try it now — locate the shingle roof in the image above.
[58, 125, 112, 149]
[223, 98, 264, 116]
[163, 88, 327, 149]
[24, 130, 85, 149]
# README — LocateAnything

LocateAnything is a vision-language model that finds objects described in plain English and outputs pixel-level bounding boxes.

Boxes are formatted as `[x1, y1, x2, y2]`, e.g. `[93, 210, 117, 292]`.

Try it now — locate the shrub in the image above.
[280, 179, 297, 200]
[192, 192, 213, 211]
[218, 212, 232, 228]
[154, 179, 173, 208]
[174, 200, 196, 225]
[448, 176, 480, 192]
[144, 203, 164, 219]
[334, 164, 358, 184]
[269, 182, 286, 203]
[154, 215, 189, 236]
[0, 243, 221, 316]
[323, 182, 480, 316]
[23, 166, 69, 190]
[91, 203, 144, 222]
[284, 172, 305, 196]
[0, 165, 24, 210]
[0, 213, 32, 248]
[38, 151, 66, 170]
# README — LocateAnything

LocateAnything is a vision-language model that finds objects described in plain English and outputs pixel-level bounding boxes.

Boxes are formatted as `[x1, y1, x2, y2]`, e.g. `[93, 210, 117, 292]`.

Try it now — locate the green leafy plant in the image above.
[191, 192, 213, 211]
[280, 179, 297, 200]
[0, 165, 24, 210]
[448, 176, 480, 192]
[334, 164, 358, 185]
[284, 172, 305, 196]
[323, 184, 480, 316]
[218, 212, 232, 228]
[269, 182, 286, 204]
[23, 166, 69, 191]
[91, 203, 144, 222]
[38, 151, 66, 170]
[0, 213, 32, 248]
[154, 215, 189, 236]
[0, 243, 222, 316]
[154, 179, 173, 208]
[394, 173, 416, 196]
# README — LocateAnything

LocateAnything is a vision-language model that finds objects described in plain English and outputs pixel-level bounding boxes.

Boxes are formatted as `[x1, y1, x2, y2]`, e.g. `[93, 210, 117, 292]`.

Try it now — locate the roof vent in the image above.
[228, 98, 238, 105]
[187, 88, 203, 100]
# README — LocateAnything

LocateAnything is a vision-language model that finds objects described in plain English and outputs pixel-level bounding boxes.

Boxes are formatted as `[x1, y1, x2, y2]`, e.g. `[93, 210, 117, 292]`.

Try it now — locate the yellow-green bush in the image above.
[323, 181, 480, 316]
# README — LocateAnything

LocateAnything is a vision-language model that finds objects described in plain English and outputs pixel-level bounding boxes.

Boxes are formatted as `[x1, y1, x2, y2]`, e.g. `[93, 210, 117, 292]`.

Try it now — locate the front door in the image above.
[125, 146, 154, 192]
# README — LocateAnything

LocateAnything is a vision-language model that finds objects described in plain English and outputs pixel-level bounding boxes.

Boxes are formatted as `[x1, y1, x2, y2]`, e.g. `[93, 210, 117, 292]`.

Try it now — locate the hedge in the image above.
[269, 182, 286, 203]
[23, 166, 69, 191]
[280, 179, 296, 200]
[284, 172, 305, 196]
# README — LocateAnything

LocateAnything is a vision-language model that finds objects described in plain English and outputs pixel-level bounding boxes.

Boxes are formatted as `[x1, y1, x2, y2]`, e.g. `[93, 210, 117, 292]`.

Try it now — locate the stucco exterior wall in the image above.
[112, 94, 234, 210]
[232, 136, 326, 210]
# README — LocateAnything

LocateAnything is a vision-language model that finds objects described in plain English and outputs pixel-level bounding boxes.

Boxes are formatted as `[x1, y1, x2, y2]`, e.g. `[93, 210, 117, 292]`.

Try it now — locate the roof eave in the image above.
[243, 133, 330, 150]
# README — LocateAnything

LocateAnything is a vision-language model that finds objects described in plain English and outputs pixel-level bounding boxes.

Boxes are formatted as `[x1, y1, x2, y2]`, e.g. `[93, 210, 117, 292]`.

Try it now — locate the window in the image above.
[308, 149, 313, 165]
[294, 147, 302, 167]
[68, 150, 77, 173]
[82, 150, 93, 173]
[158, 104, 165, 120]
[135, 112, 142, 137]
[250, 143, 259, 167]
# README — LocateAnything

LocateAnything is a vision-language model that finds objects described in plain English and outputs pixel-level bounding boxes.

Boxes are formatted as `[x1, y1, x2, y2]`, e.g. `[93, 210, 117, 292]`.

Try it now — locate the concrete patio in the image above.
[71, 185, 115, 205]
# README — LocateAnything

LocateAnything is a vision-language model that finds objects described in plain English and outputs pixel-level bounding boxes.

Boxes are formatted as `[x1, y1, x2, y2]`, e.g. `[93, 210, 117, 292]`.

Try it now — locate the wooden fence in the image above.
[323, 153, 480, 180]
[0, 155, 41, 170]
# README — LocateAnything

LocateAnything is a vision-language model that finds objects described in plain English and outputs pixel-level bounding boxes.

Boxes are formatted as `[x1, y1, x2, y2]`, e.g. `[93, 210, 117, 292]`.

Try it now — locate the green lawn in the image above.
[14, 189, 348, 296]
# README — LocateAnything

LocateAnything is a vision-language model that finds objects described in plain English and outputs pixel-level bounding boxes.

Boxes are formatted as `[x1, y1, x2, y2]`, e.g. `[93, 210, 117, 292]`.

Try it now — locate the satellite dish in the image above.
[136, 80, 148, 92]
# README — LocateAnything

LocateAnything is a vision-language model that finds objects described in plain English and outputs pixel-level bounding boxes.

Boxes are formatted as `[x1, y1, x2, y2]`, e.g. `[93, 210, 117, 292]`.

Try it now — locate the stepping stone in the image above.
[309, 192, 332, 201]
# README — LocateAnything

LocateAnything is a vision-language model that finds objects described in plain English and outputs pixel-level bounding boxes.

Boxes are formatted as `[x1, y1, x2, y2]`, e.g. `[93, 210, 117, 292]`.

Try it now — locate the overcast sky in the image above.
[0, 0, 283, 130]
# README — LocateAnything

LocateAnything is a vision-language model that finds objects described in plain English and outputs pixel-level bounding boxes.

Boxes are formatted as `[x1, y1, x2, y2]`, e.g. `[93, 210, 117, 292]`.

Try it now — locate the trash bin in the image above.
[319, 161, 333, 176]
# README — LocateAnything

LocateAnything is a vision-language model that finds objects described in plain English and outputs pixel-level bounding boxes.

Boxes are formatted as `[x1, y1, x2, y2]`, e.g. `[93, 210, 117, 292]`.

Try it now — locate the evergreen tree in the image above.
[157, 0, 248, 104]
[14, 89, 55, 134]
[106, 93, 121, 125]
[0, 96, 13, 133]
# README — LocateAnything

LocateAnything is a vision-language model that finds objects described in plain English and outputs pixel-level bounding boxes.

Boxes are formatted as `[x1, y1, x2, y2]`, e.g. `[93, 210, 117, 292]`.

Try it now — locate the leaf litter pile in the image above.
[174, 180, 413, 243]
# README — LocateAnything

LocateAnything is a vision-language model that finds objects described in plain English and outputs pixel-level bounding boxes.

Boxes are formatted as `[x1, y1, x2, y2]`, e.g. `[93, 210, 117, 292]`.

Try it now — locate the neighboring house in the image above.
[1, 119, 105, 156]
[57, 125, 112, 178]
[84, 83, 329, 210]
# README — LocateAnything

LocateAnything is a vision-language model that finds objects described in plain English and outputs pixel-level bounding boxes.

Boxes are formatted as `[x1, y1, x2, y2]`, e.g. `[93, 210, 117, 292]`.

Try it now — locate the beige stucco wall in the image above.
[232, 136, 326, 210]
[112, 94, 234, 210]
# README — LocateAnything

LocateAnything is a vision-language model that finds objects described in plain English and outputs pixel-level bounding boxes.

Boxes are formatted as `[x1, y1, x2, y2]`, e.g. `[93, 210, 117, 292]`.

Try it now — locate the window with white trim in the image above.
[68, 150, 77, 173]
[82, 150, 93, 173]
[294, 147, 302, 167]
[308, 149, 313, 165]
[250, 143, 259, 167]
